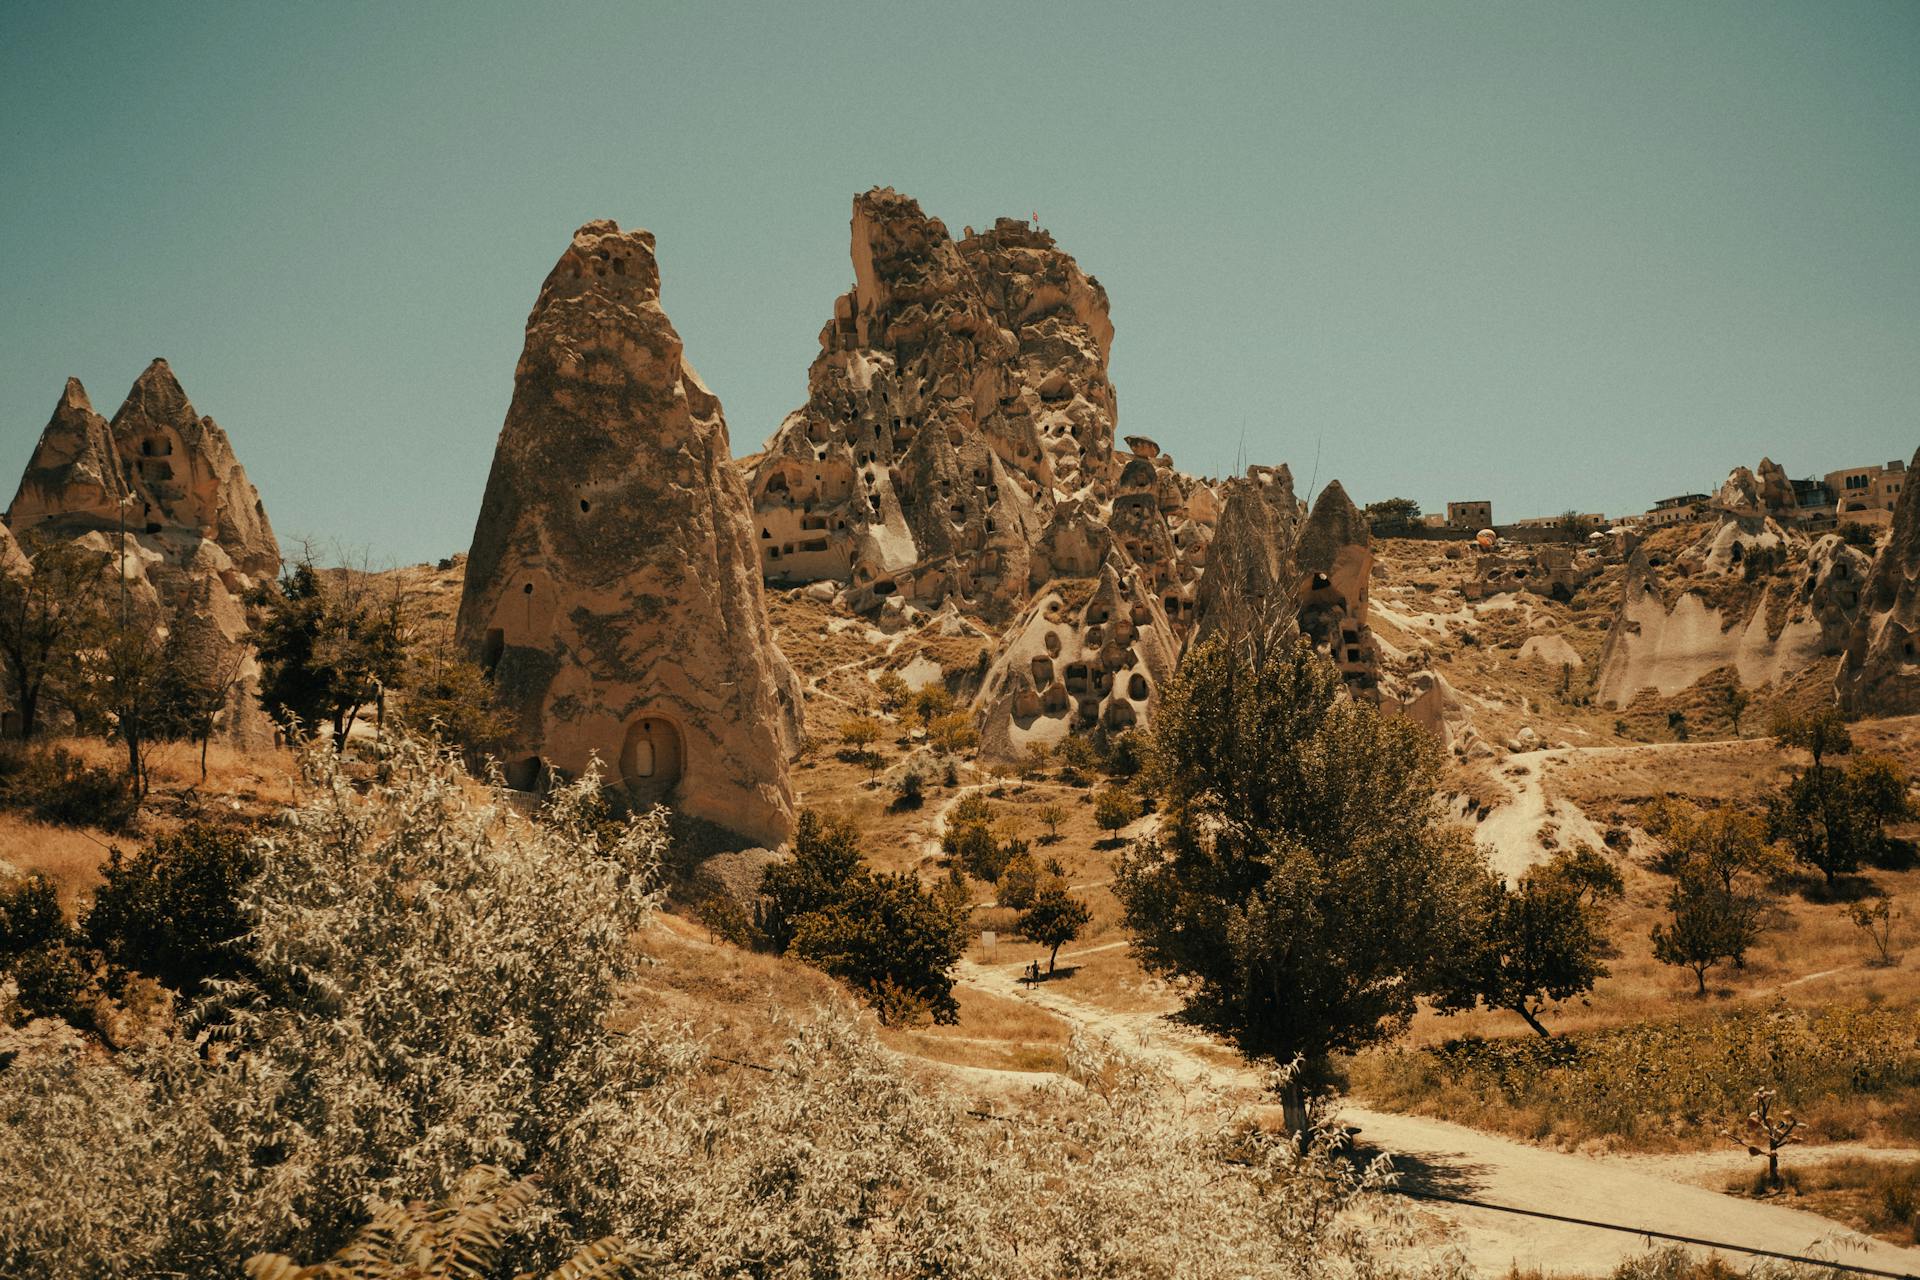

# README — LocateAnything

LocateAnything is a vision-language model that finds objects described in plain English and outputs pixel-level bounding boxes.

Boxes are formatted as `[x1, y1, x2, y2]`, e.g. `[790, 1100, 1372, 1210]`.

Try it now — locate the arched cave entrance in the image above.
[620, 716, 684, 807]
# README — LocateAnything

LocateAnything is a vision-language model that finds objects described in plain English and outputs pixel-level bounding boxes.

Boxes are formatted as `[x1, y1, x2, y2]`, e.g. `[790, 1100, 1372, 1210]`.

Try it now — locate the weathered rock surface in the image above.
[1839, 446, 1920, 715]
[748, 190, 1123, 616]
[456, 220, 803, 847]
[3, 362, 281, 742]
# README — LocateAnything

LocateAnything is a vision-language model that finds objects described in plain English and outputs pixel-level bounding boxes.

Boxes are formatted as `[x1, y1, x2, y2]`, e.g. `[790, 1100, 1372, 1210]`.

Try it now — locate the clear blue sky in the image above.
[3, 1, 1916, 565]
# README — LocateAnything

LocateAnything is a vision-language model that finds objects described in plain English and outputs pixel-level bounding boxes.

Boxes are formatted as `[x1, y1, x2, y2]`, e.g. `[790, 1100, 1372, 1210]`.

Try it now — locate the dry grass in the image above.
[879, 985, 1072, 1074]
[0, 811, 120, 912]
[1722, 1155, 1920, 1245]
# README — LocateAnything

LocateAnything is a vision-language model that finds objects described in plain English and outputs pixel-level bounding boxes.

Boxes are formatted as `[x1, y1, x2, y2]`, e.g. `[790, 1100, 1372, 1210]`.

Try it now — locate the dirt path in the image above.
[1475, 748, 1611, 881]
[954, 959, 1920, 1277]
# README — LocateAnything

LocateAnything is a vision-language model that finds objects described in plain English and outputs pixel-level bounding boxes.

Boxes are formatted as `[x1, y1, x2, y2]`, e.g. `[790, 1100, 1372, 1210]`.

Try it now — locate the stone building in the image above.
[1446, 500, 1492, 529]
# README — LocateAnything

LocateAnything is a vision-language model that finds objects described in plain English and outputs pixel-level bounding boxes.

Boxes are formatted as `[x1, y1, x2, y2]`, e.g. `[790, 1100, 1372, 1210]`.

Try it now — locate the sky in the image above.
[2, 1, 1916, 566]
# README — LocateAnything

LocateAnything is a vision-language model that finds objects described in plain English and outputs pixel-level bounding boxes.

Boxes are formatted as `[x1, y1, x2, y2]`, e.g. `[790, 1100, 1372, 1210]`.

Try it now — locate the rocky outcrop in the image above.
[456, 220, 803, 848]
[8, 379, 129, 532]
[973, 563, 1178, 762]
[748, 191, 1118, 616]
[3, 361, 281, 742]
[1190, 465, 1301, 643]
[1295, 481, 1378, 690]
[8, 361, 280, 583]
[1838, 447, 1920, 715]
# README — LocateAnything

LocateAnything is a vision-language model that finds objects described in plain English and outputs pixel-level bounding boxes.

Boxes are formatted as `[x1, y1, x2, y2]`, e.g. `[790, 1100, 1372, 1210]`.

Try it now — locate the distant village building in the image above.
[1506, 512, 1605, 531]
[1446, 500, 1492, 529]
[1826, 459, 1907, 516]
[1643, 493, 1709, 527]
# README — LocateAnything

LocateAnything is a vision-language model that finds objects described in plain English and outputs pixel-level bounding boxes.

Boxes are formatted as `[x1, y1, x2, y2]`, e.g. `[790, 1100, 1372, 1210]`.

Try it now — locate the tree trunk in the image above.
[1515, 1005, 1553, 1038]
[1279, 1075, 1310, 1137]
[199, 733, 210, 782]
[16, 685, 36, 741]
[1048, 942, 1061, 975]
[1693, 966, 1708, 996]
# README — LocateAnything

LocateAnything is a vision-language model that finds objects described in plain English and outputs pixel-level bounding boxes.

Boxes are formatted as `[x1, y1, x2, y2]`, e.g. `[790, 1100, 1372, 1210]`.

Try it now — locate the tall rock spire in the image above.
[456, 220, 803, 847]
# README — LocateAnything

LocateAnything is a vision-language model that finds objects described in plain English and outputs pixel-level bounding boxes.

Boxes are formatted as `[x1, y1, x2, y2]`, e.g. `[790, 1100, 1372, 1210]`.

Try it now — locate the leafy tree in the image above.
[790, 871, 965, 1025]
[906, 684, 954, 727]
[1093, 785, 1141, 840]
[1767, 752, 1914, 886]
[1646, 801, 1784, 969]
[1036, 803, 1066, 843]
[1772, 708, 1853, 765]
[927, 712, 978, 756]
[763, 808, 967, 1023]
[999, 851, 1041, 910]
[73, 595, 180, 800]
[252, 557, 407, 748]
[1116, 630, 1485, 1111]
[757, 810, 867, 953]
[1718, 684, 1752, 737]
[1053, 734, 1100, 783]
[1432, 847, 1623, 1037]
[0, 536, 108, 740]
[1363, 498, 1422, 537]
[395, 639, 515, 763]
[1652, 870, 1755, 996]
[0, 871, 68, 964]
[157, 593, 251, 781]
[837, 715, 885, 780]
[83, 822, 262, 994]
[872, 670, 910, 714]
[1017, 878, 1091, 975]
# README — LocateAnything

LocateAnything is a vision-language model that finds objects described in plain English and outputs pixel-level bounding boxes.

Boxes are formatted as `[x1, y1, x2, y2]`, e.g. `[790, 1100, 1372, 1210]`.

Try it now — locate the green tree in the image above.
[999, 851, 1041, 910]
[757, 810, 867, 953]
[0, 536, 107, 740]
[395, 639, 515, 763]
[1767, 753, 1913, 886]
[1646, 801, 1784, 968]
[157, 591, 249, 781]
[790, 871, 966, 1025]
[1115, 630, 1485, 1113]
[252, 557, 408, 749]
[1017, 878, 1091, 975]
[1363, 498, 1422, 538]
[1652, 869, 1754, 996]
[1718, 683, 1752, 737]
[1035, 803, 1066, 843]
[83, 822, 262, 995]
[1093, 785, 1141, 841]
[1432, 847, 1623, 1037]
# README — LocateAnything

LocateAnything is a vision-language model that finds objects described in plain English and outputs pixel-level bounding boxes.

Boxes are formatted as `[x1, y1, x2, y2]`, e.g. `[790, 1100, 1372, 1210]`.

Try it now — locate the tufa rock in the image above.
[456, 219, 803, 848]
[1838, 446, 1920, 715]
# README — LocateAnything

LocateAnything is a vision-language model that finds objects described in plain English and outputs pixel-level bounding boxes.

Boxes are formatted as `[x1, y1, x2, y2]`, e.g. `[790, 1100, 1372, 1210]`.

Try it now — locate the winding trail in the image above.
[953, 959, 1920, 1278]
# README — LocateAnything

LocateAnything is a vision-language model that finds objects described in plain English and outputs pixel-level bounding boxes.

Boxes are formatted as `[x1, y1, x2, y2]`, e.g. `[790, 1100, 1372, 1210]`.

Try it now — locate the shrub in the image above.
[1092, 785, 1141, 837]
[1017, 879, 1091, 975]
[891, 766, 926, 810]
[83, 822, 262, 994]
[999, 852, 1041, 910]
[0, 744, 137, 831]
[0, 871, 67, 962]
[0, 738, 1474, 1280]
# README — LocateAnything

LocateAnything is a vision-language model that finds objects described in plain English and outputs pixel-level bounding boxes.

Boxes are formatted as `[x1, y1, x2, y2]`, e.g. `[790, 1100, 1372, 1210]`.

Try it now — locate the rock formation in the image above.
[748, 190, 1122, 617]
[9, 361, 279, 586]
[456, 219, 803, 848]
[972, 565, 1179, 762]
[2, 361, 281, 742]
[1838, 446, 1920, 715]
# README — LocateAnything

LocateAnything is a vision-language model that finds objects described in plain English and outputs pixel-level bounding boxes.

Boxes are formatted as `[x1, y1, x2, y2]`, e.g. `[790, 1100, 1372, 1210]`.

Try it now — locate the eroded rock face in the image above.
[4, 362, 281, 742]
[8, 379, 129, 532]
[748, 191, 1119, 616]
[973, 563, 1178, 762]
[1839, 447, 1920, 715]
[9, 362, 279, 581]
[457, 220, 803, 847]
[1191, 465, 1301, 643]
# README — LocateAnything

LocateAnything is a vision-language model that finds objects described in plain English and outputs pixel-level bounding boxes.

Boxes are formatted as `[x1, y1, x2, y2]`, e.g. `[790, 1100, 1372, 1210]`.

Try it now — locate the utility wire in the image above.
[702, 1053, 1915, 1277]
[1395, 1189, 1916, 1280]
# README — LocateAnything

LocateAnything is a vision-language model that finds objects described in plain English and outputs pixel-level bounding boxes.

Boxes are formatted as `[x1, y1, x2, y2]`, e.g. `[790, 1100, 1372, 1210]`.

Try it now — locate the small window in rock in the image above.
[523, 582, 534, 595]
[580, 499, 591, 513]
